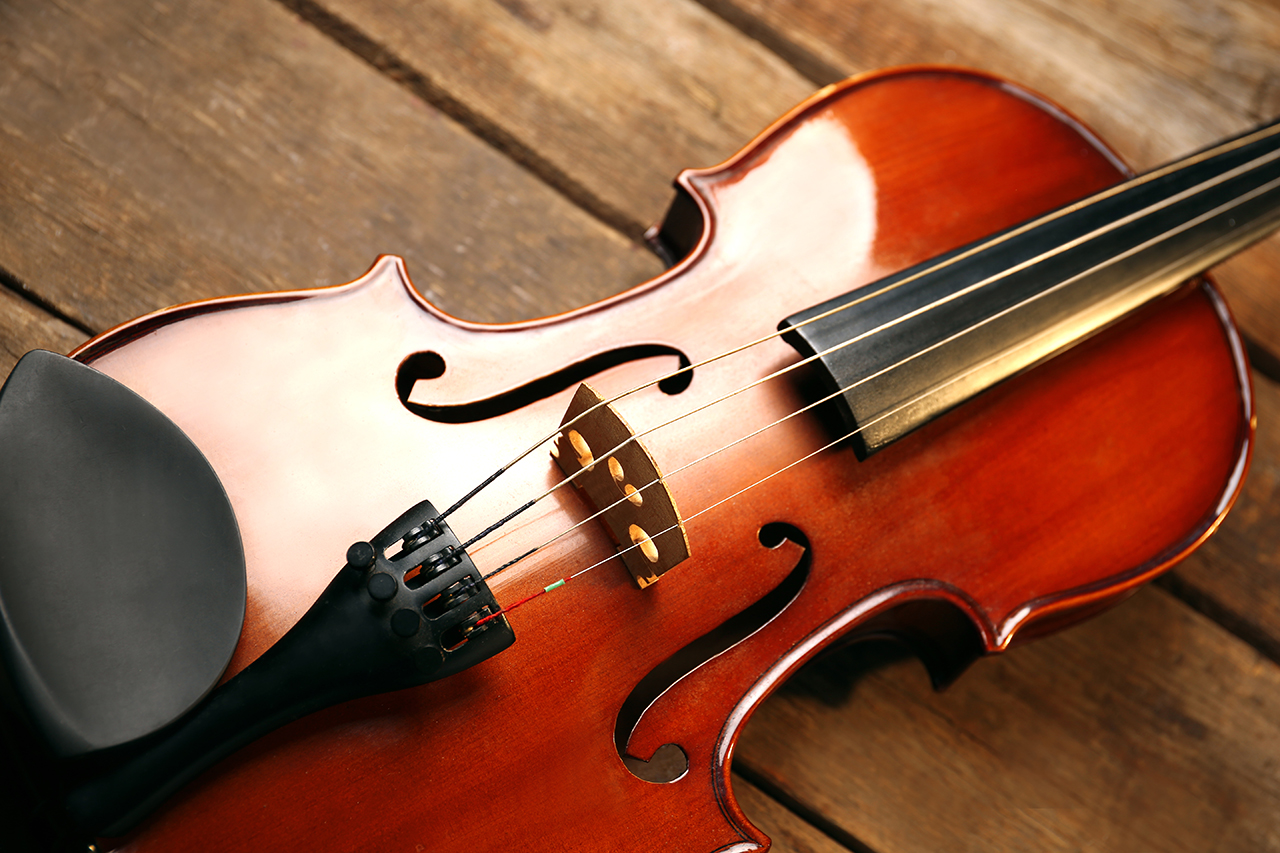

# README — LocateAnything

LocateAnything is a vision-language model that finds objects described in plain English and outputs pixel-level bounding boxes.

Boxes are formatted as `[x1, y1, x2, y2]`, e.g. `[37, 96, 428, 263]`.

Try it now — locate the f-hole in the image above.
[395, 351, 446, 405]
[396, 345, 693, 424]
[615, 523, 810, 783]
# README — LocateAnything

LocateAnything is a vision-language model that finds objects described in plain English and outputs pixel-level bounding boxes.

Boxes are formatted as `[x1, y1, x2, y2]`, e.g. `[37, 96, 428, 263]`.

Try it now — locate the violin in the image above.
[0, 66, 1273, 851]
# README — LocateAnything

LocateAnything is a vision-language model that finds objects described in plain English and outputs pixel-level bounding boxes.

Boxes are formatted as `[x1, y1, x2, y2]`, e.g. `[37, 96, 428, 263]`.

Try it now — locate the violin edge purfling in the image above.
[0, 67, 1258, 852]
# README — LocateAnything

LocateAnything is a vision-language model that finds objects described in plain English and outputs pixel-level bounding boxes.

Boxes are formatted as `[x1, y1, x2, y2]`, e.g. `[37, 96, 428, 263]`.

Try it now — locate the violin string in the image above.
[471, 250, 1165, 626]
[467, 179, 1278, 614]
[473, 220, 1259, 630]
[438, 119, 1280, 529]
[451, 137, 1280, 562]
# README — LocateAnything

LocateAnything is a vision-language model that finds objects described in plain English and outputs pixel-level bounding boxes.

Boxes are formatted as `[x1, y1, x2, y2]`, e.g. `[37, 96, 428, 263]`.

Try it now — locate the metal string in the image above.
[437, 118, 1280, 532]
[448, 129, 1280, 574]
[470, 181, 1277, 617]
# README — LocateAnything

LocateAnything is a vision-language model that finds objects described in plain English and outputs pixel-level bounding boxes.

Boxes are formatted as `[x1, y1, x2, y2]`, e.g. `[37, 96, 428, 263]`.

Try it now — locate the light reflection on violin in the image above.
[0, 67, 1269, 852]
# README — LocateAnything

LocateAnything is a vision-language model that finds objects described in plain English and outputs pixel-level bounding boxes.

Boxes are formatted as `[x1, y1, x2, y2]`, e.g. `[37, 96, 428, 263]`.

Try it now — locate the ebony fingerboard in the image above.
[780, 117, 1280, 458]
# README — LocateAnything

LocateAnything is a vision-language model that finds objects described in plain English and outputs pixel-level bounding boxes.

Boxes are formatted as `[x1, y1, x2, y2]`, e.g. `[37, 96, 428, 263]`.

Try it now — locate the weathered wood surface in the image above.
[738, 583, 1280, 852]
[318, 0, 1280, 358]
[1, 0, 1278, 851]
[0, 289, 86, 377]
[698, 0, 1280, 370]
[0, 0, 660, 332]
[1164, 373, 1280, 663]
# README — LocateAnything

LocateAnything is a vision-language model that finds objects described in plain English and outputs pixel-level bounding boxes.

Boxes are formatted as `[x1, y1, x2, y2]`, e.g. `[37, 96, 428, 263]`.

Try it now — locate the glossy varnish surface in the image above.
[74, 70, 1250, 851]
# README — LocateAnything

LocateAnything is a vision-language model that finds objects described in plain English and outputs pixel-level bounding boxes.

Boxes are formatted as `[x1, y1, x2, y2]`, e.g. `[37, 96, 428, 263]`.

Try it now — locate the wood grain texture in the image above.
[1163, 372, 1280, 661]
[314, 0, 815, 235]
[40, 75, 1234, 853]
[0, 287, 88, 376]
[732, 776, 853, 853]
[0, 0, 659, 333]
[694, 0, 1280, 361]
[0, 0, 1277, 851]
[736, 585, 1280, 852]
[30, 64, 1259, 850]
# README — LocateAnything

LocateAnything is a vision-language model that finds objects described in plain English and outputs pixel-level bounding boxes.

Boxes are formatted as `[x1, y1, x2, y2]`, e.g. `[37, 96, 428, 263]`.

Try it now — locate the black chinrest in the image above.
[0, 350, 245, 758]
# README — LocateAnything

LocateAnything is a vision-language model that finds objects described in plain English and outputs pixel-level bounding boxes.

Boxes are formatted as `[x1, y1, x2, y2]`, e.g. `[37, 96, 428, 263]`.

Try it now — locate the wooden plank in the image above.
[0, 288, 88, 376]
[313, 0, 1280, 714]
[309, 0, 1280, 362]
[1, 1, 1276, 852]
[309, 0, 815, 235]
[735, 584, 1280, 852]
[1018, 0, 1279, 121]
[0, 0, 659, 335]
[732, 776, 854, 853]
[1161, 370, 1280, 661]
[694, 0, 1280, 363]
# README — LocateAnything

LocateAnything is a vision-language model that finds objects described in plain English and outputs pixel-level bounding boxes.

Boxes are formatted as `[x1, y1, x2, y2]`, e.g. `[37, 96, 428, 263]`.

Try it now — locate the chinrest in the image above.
[0, 350, 245, 758]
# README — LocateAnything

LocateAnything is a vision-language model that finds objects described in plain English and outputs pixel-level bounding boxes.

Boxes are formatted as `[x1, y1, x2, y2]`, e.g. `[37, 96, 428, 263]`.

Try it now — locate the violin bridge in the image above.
[552, 383, 690, 588]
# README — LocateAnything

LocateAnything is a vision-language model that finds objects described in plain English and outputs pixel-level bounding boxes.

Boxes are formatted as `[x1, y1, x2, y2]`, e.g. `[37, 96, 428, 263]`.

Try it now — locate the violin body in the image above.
[72, 68, 1250, 851]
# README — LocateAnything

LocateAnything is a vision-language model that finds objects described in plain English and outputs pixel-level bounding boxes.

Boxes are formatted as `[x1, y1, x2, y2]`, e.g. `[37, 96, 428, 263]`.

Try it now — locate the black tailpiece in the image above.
[63, 499, 514, 839]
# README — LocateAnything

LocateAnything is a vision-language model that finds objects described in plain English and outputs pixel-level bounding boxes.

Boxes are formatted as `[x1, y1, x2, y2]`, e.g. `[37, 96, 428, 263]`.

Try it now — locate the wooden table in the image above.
[2, 0, 1278, 850]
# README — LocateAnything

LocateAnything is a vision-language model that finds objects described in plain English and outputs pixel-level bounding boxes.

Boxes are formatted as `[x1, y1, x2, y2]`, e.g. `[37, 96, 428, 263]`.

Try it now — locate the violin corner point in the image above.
[367, 253, 411, 280]
[352, 254, 420, 297]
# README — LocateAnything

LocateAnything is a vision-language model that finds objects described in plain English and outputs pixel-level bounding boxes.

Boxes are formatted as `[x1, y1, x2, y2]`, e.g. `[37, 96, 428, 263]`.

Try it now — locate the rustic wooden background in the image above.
[2, 0, 1279, 850]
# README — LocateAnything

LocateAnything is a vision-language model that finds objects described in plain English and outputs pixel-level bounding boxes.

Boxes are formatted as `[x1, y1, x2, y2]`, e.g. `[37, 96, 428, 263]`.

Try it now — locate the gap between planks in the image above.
[3, 0, 1276, 845]
[273, 0, 646, 242]
[735, 764, 880, 853]
[273, 0, 1280, 382]
[686, 0, 1280, 368]
[267, 0, 1280, 663]
[4, 0, 1276, 730]
[0, 264, 94, 339]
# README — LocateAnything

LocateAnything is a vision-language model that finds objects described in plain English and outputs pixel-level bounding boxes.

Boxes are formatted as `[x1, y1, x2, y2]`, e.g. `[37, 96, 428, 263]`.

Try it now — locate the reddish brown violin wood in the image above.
[73, 69, 1249, 852]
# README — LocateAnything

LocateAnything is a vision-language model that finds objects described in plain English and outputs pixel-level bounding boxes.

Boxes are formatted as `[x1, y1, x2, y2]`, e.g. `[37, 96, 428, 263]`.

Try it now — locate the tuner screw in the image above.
[402, 520, 442, 552]
[460, 610, 488, 638]
[346, 541, 376, 570]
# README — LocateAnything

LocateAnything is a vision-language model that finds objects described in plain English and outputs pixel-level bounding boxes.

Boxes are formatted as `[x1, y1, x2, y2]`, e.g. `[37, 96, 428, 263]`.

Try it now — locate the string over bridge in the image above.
[553, 383, 690, 587]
